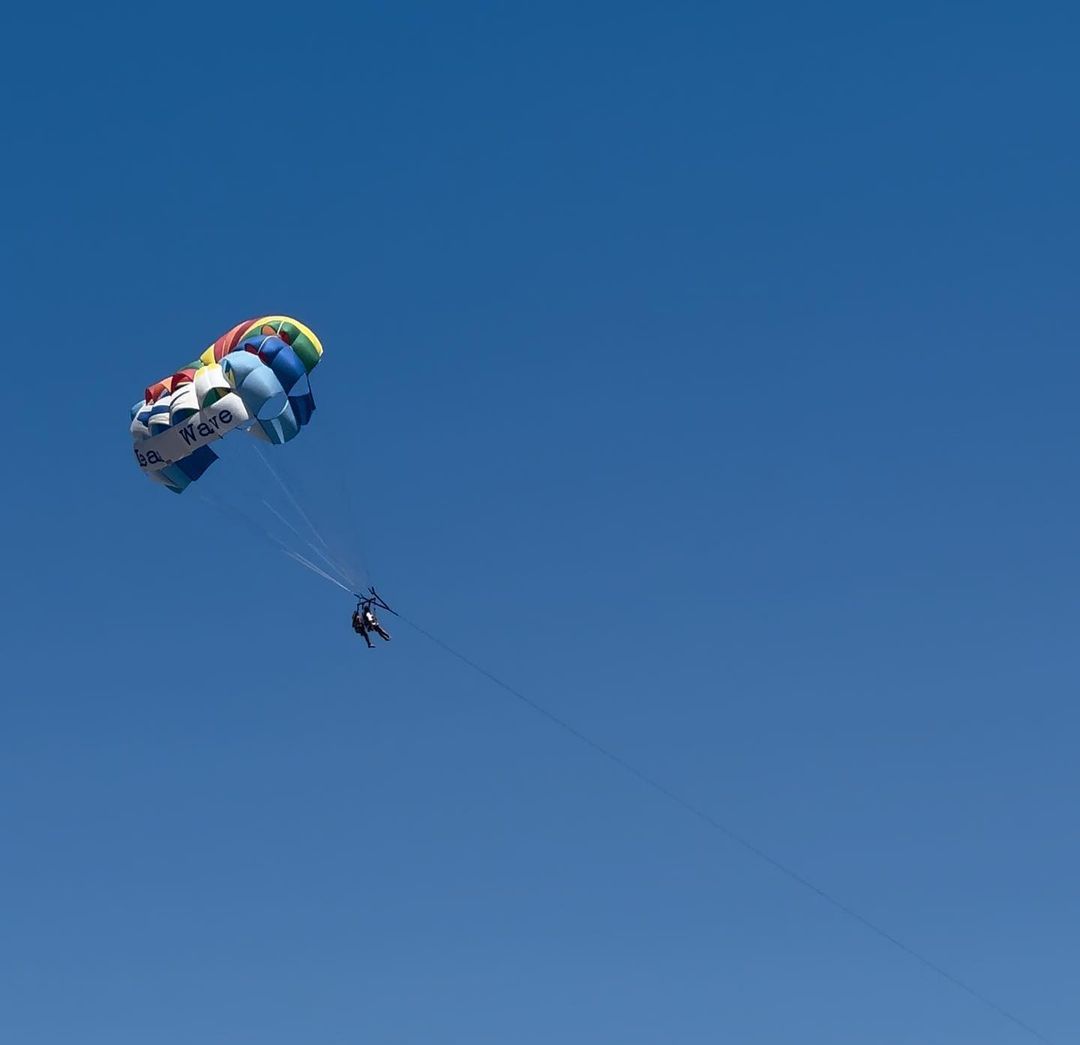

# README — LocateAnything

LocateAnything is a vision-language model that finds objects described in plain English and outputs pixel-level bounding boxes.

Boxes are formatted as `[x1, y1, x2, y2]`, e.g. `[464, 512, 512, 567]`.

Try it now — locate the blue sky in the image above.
[3, 2, 1078, 1042]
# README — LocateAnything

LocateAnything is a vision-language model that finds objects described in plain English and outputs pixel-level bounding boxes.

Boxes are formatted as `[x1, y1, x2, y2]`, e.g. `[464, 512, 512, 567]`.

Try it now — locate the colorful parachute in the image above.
[130, 316, 323, 493]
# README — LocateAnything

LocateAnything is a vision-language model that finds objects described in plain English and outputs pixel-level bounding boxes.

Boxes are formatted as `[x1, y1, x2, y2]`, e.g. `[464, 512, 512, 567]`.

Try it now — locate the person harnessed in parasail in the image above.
[352, 590, 392, 648]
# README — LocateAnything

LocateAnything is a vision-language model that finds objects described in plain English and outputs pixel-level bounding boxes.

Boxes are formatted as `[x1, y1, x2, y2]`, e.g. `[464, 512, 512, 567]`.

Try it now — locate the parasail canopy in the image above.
[130, 315, 323, 493]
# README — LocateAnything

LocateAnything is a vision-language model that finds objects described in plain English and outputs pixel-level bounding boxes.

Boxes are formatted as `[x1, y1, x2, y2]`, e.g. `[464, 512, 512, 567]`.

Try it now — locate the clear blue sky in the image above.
[3, 3, 1078, 1043]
